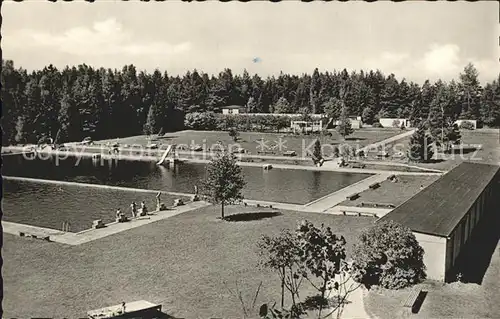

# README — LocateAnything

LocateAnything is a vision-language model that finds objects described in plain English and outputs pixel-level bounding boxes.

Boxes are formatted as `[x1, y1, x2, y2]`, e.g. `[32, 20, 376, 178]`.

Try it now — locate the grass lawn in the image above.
[364, 205, 500, 319]
[338, 175, 440, 208]
[95, 128, 403, 157]
[365, 246, 500, 319]
[3, 205, 376, 318]
[372, 129, 500, 171]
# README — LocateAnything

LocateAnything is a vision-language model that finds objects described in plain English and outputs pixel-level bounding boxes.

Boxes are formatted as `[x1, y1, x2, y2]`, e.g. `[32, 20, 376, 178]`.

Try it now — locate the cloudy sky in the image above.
[2, 0, 499, 84]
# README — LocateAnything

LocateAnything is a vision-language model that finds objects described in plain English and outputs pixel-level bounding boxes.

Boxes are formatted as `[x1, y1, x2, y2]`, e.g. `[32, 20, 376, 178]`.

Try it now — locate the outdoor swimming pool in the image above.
[2, 155, 372, 231]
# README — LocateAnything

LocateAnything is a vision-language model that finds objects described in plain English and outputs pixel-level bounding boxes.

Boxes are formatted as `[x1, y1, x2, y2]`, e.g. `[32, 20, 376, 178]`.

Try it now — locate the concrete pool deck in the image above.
[3, 201, 211, 246]
[303, 173, 392, 213]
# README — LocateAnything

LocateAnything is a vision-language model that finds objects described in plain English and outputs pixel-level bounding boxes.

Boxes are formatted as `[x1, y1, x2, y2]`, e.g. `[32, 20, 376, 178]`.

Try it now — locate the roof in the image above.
[378, 161, 499, 238]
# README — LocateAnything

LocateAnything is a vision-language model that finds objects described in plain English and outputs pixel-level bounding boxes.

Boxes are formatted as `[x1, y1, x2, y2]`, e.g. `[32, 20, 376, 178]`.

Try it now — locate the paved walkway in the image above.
[320, 276, 369, 319]
[3, 201, 210, 246]
[357, 129, 415, 154]
[335, 279, 369, 319]
[358, 160, 445, 173]
[3, 221, 67, 238]
[303, 174, 391, 213]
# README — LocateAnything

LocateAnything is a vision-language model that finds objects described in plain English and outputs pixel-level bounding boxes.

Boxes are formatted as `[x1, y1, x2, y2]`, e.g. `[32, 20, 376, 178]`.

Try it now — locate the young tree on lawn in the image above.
[295, 220, 356, 319]
[336, 105, 354, 140]
[201, 152, 246, 219]
[311, 139, 322, 165]
[228, 127, 239, 142]
[407, 124, 434, 163]
[258, 230, 304, 312]
[443, 120, 461, 152]
[351, 220, 426, 289]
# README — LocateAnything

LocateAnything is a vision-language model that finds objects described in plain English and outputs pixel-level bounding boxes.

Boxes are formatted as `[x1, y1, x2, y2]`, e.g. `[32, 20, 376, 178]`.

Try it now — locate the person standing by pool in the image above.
[156, 192, 161, 211]
[140, 201, 147, 216]
[130, 202, 137, 218]
[116, 208, 122, 219]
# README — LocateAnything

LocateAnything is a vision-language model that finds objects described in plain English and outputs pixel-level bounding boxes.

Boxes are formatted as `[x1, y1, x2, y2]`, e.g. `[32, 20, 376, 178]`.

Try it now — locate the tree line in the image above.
[2, 59, 499, 145]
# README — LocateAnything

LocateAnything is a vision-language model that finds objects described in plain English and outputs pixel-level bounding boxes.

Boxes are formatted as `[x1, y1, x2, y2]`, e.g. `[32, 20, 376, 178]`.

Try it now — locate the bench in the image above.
[368, 182, 380, 189]
[351, 163, 366, 169]
[402, 287, 423, 314]
[346, 193, 360, 200]
[341, 210, 378, 218]
[257, 151, 276, 155]
[359, 202, 396, 209]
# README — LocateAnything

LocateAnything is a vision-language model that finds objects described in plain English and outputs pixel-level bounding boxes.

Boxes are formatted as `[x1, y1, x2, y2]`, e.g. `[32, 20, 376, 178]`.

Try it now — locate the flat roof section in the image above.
[378, 161, 499, 238]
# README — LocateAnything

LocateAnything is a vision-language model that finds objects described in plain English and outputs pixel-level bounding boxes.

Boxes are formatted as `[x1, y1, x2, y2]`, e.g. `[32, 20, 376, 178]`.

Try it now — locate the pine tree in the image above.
[293, 79, 309, 113]
[14, 115, 29, 144]
[310, 68, 321, 114]
[143, 104, 162, 135]
[336, 104, 354, 139]
[273, 96, 293, 114]
[427, 82, 447, 147]
[417, 80, 435, 121]
[458, 63, 482, 120]
[379, 74, 400, 117]
[1, 60, 26, 145]
[324, 97, 343, 120]
[246, 96, 258, 113]
[480, 80, 500, 127]
[443, 121, 461, 152]
[58, 89, 81, 142]
[407, 124, 434, 163]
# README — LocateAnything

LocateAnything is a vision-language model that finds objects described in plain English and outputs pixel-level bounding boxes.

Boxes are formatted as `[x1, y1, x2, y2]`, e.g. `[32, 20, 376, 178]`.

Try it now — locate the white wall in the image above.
[222, 109, 241, 115]
[334, 119, 362, 129]
[414, 232, 447, 281]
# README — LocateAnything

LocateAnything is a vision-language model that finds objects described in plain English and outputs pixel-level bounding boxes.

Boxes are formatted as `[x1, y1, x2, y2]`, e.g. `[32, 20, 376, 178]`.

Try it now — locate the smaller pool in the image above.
[2, 180, 186, 232]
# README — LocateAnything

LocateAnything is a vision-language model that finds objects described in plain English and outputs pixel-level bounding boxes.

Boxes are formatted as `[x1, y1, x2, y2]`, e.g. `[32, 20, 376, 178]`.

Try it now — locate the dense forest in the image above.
[1, 59, 499, 145]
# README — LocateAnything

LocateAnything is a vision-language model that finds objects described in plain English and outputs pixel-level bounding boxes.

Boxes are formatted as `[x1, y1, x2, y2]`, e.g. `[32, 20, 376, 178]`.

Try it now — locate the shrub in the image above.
[372, 122, 383, 128]
[392, 119, 401, 128]
[184, 112, 217, 130]
[458, 120, 475, 130]
[351, 220, 426, 289]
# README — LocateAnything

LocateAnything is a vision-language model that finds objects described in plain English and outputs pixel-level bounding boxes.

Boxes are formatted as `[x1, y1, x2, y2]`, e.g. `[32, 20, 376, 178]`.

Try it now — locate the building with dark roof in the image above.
[379, 161, 499, 281]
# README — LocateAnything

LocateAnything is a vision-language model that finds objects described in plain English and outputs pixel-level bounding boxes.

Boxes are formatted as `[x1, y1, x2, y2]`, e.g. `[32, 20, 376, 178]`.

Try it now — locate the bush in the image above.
[392, 119, 401, 128]
[185, 113, 292, 133]
[184, 112, 217, 130]
[372, 122, 383, 128]
[458, 120, 475, 130]
[351, 220, 426, 289]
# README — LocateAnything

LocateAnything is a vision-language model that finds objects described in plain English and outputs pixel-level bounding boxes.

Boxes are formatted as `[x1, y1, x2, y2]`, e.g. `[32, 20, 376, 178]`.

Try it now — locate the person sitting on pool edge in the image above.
[140, 201, 147, 216]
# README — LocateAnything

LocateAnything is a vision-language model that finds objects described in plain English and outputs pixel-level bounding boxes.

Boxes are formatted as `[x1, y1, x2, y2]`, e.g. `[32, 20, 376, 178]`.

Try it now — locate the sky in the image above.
[2, 0, 499, 84]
